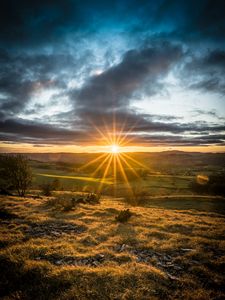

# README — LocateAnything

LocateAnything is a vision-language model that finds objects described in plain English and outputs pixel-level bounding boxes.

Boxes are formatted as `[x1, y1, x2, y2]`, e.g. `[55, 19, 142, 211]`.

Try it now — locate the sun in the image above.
[80, 116, 149, 194]
[111, 144, 119, 153]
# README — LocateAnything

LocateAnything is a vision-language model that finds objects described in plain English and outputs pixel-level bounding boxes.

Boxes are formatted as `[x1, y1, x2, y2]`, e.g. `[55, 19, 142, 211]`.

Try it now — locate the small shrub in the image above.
[115, 209, 132, 223]
[40, 183, 53, 196]
[51, 178, 61, 190]
[40, 178, 62, 196]
[125, 187, 149, 206]
[62, 202, 74, 212]
[86, 193, 101, 204]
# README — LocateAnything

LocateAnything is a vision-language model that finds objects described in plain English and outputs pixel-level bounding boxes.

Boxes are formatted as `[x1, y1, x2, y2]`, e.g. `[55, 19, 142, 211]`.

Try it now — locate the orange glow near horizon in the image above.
[1, 142, 225, 154]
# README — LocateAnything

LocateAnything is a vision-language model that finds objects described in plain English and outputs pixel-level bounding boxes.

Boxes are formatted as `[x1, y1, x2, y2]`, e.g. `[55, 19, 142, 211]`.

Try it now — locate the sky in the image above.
[0, 0, 225, 153]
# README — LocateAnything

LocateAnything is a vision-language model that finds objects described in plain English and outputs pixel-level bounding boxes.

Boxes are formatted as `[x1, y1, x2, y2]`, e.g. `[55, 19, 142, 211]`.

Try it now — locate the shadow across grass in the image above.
[143, 197, 225, 215]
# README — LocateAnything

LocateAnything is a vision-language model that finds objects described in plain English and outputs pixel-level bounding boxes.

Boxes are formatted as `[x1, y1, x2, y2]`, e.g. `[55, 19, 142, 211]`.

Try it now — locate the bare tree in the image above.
[0, 154, 32, 196]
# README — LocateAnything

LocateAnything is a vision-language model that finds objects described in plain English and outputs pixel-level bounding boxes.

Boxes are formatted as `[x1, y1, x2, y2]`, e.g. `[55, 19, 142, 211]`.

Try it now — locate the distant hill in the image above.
[22, 152, 97, 163]
[14, 151, 225, 170]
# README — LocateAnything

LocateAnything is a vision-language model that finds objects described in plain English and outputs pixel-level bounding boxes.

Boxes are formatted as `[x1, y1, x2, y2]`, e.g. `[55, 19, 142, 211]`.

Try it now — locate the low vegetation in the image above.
[46, 192, 101, 211]
[115, 209, 132, 222]
[0, 192, 225, 299]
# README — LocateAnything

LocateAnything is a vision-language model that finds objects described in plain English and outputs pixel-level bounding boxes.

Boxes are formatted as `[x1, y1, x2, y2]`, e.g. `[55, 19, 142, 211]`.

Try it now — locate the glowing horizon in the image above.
[1, 142, 225, 154]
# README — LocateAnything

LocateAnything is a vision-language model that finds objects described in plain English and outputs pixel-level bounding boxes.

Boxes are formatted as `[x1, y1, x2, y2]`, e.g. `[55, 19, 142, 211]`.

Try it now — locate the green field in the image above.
[31, 161, 200, 197]
[29, 151, 225, 199]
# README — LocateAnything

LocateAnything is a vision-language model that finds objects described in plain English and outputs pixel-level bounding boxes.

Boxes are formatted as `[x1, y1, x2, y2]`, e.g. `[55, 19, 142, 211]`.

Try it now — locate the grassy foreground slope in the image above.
[0, 193, 225, 300]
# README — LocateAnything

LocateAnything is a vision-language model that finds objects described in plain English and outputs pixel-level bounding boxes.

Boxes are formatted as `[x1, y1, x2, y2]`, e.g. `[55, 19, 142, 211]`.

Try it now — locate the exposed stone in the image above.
[34, 252, 105, 267]
[181, 248, 193, 252]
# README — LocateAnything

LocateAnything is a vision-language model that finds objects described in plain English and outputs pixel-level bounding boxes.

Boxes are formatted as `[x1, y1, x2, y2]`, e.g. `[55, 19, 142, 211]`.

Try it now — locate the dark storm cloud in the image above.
[189, 79, 225, 95]
[184, 50, 225, 95]
[0, 118, 88, 144]
[73, 42, 183, 116]
[1, 0, 225, 49]
[0, 49, 85, 116]
[152, 0, 225, 43]
[0, 0, 84, 47]
[126, 133, 225, 147]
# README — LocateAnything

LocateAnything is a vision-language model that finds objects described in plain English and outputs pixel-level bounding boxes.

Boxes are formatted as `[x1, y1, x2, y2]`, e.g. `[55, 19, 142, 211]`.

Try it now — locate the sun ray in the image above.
[91, 153, 111, 178]
[97, 154, 113, 193]
[113, 110, 117, 144]
[117, 117, 140, 146]
[103, 118, 114, 145]
[115, 114, 128, 145]
[80, 152, 108, 170]
[87, 117, 111, 145]
[121, 152, 150, 170]
[116, 154, 133, 193]
[118, 153, 140, 178]
[113, 153, 117, 183]
[78, 112, 148, 197]
[118, 134, 137, 147]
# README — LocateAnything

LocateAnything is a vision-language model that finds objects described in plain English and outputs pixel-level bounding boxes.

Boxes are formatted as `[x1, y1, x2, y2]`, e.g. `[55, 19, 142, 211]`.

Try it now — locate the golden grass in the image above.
[0, 193, 225, 299]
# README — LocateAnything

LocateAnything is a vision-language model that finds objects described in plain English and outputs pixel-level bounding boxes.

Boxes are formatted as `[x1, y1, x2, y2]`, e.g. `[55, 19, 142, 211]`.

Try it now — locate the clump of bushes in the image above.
[40, 179, 61, 196]
[46, 193, 101, 211]
[115, 209, 132, 223]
